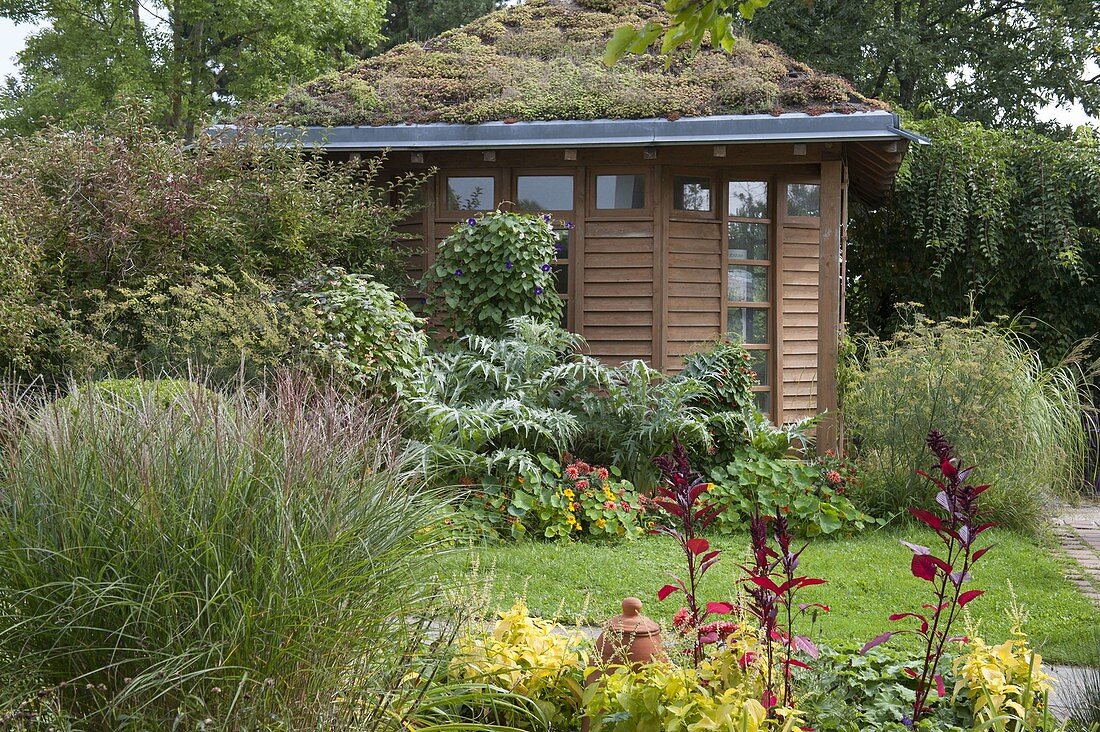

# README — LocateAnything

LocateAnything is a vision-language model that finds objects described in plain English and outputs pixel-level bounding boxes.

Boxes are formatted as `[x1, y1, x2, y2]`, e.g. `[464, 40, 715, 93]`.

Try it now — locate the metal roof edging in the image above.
[208, 111, 923, 151]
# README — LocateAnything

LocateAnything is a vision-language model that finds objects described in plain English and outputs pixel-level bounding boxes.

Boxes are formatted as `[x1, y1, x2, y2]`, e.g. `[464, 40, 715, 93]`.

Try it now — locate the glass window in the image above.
[673, 176, 712, 211]
[728, 181, 769, 218]
[787, 183, 821, 217]
[447, 176, 494, 210]
[753, 392, 771, 413]
[553, 265, 569, 294]
[553, 229, 570, 260]
[517, 175, 574, 211]
[727, 265, 769, 303]
[748, 350, 768, 386]
[728, 222, 769, 260]
[596, 174, 646, 209]
[727, 307, 769, 344]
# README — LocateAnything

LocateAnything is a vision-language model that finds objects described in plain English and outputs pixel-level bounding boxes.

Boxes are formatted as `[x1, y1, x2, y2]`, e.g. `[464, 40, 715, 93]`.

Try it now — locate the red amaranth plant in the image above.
[861, 429, 996, 722]
[739, 509, 827, 710]
[651, 439, 731, 667]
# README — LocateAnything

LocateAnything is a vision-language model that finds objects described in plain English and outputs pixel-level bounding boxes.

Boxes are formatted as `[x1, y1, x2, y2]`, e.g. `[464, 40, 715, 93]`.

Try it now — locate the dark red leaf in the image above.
[911, 554, 938, 581]
[860, 632, 895, 654]
[796, 577, 827, 589]
[787, 658, 812, 670]
[706, 601, 733, 615]
[686, 538, 710, 555]
[657, 584, 679, 601]
[903, 667, 918, 678]
[908, 508, 943, 531]
[794, 635, 819, 659]
[935, 675, 946, 697]
[972, 545, 993, 562]
[973, 522, 998, 536]
[749, 576, 781, 594]
[957, 589, 984, 607]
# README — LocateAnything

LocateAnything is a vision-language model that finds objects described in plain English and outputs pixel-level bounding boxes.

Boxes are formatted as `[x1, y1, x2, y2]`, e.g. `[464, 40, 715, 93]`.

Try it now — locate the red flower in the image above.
[673, 607, 692, 629]
[825, 469, 843, 486]
[596, 467, 609, 480]
[564, 466, 580, 480]
[575, 479, 589, 490]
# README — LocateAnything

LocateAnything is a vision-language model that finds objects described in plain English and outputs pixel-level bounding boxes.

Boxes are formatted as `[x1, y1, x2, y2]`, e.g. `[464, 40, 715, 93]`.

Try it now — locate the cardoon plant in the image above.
[862, 429, 996, 722]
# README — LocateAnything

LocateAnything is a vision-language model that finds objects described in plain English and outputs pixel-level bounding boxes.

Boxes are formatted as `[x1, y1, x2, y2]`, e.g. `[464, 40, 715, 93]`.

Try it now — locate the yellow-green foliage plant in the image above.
[583, 631, 805, 732]
[448, 601, 587, 728]
[843, 313, 1088, 531]
[952, 627, 1054, 731]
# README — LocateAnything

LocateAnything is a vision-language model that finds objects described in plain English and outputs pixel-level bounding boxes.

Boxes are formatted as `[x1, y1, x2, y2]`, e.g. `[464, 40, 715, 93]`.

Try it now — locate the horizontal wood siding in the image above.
[780, 221, 820, 423]
[665, 219, 723, 371]
[581, 219, 654, 362]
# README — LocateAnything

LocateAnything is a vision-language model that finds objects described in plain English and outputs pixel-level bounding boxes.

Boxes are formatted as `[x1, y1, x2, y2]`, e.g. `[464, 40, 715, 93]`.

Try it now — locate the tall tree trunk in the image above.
[169, 0, 184, 133]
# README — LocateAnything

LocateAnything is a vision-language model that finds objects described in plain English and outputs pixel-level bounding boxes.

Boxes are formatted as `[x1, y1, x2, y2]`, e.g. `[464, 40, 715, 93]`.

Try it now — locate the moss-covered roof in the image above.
[263, 0, 887, 127]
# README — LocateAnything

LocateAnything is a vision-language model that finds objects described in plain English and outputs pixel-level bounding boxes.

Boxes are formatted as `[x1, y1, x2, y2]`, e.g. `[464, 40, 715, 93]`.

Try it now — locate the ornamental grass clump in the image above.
[844, 316, 1087, 531]
[0, 373, 455, 729]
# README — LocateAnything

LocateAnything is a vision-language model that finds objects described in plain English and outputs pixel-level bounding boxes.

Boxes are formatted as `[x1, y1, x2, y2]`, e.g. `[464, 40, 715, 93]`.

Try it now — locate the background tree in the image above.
[846, 117, 1100, 368]
[603, 0, 1098, 127]
[375, 0, 500, 53]
[0, 0, 387, 136]
[747, 0, 1099, 126]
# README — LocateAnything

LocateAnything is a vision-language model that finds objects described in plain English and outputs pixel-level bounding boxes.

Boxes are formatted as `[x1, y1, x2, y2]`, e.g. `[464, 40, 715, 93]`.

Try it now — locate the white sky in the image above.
[0, 17, 1096, 127]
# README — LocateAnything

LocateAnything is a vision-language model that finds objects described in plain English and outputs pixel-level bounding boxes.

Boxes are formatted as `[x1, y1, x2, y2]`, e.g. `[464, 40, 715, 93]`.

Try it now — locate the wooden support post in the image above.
[817, 160, 843, 454]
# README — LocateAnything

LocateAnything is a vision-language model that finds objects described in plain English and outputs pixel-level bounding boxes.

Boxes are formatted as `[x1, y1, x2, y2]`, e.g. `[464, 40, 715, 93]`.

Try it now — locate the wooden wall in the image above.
[377, 144, 846, 445]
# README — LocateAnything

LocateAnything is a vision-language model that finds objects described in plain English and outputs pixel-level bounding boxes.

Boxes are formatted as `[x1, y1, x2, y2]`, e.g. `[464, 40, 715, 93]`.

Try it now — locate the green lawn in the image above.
[445, 527, 1100, 665]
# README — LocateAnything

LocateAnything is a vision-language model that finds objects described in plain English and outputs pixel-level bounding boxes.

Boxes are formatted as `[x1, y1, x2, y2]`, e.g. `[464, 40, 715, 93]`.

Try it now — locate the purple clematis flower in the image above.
[565, 221, 575, 229]
[541, 263, 551, 272]
[505, 261, 513, 269]
[454, 268, 463, 277]
[534, 286, 544, 295]
[466, 218, 477, 226]
[541, 213, 552, 223]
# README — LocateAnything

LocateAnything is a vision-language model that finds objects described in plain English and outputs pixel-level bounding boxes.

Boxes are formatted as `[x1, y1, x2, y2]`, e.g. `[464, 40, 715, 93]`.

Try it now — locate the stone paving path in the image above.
[1052, 499, 1100, 607]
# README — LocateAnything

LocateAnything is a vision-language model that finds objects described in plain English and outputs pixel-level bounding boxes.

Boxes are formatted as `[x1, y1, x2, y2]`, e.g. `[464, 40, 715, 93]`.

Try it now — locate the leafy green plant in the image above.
[297, 267, 428, 394]
[844, 315, 1088, 531]
[706, 445, 878, 536]
[409, 317, 727, 489]
[505, 454, 646, 540]
[422, 211, 562, 338]
[0, 372, 458, 729]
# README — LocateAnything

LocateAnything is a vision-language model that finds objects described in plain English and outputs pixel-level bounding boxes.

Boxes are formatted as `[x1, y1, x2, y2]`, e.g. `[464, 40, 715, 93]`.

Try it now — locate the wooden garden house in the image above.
[259, 0, 923, 449]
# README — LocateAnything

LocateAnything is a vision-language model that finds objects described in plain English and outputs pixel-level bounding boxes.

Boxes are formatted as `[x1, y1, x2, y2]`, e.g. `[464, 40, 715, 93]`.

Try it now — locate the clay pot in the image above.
[581, 598, 665, 732]
[588, 597, 664, 682]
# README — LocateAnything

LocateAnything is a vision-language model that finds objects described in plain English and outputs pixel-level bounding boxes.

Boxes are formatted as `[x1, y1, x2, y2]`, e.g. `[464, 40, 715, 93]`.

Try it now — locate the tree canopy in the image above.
[377, 0, 500, 53]
[0, 0, 387, 136]
[847, 117, 1100, 367]
[605, 0, 1099, 127]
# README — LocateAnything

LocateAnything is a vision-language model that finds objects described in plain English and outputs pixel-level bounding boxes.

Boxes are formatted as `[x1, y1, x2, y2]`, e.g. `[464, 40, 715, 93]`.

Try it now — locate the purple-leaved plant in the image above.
[652, 439, 731, 667]
[861, 429, 996, 721]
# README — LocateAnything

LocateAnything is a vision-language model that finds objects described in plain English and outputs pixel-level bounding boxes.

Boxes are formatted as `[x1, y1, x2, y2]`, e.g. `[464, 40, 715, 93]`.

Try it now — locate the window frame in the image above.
[723, 171, 777, 421]
[669, 169, 718, 220]
[587, 167, 653, 217]
[512, 169, 578, 331]
[438, 170, 501, 216]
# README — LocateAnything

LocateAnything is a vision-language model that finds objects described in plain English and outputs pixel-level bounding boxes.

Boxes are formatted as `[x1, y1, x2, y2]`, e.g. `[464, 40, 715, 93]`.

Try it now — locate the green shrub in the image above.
[86, 265, 316, 377]
[421, 211, 563, 337]
[0, 373, 455, 728]
[843, 315, 1087, 531]
[0, 112, 428, 379]
[298, 268, 428, 394]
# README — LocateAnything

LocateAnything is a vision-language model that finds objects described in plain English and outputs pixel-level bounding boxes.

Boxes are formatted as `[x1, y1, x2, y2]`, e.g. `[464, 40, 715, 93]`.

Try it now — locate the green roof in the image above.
[263, 0, 887, 127]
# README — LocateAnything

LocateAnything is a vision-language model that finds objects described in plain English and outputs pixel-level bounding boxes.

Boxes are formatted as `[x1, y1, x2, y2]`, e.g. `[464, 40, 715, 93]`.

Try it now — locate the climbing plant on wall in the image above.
[847, 117, 1100, 369]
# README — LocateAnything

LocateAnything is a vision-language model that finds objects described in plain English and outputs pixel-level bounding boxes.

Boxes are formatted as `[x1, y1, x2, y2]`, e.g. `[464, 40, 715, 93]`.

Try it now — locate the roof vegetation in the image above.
[262, 0, 887, 127]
